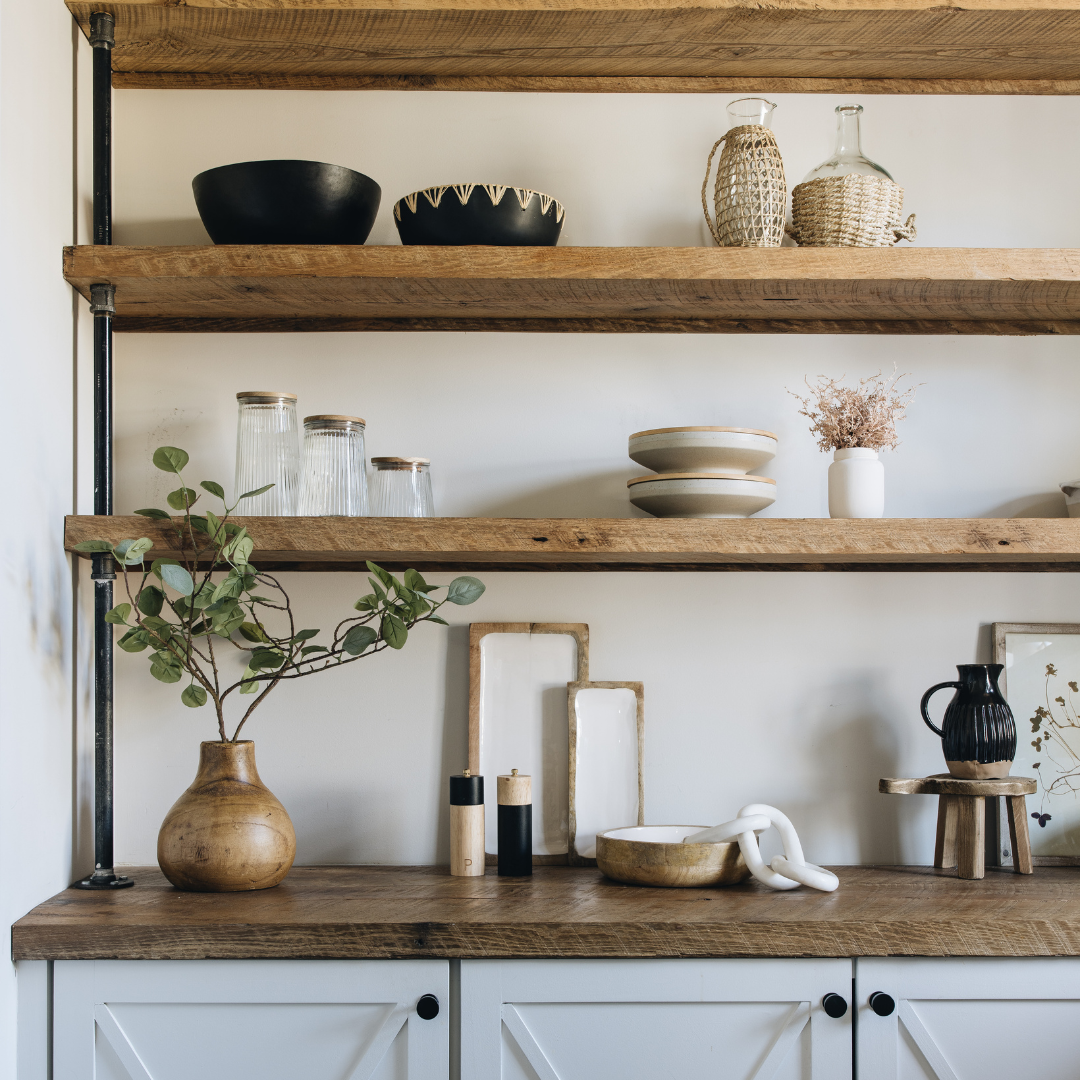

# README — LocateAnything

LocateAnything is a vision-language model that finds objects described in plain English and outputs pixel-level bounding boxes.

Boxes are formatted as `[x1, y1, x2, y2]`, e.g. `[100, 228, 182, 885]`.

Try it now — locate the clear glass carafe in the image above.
[234, 391, 300, 515]
[297, 415, 368, 516]
[802, 104, 893, 183]
[726, 97, 776, 130]
[370, 458, 434, 518]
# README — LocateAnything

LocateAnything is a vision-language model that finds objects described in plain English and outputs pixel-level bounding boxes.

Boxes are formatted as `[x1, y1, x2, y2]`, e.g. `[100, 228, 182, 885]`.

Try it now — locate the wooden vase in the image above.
[157, 740, 296, 892]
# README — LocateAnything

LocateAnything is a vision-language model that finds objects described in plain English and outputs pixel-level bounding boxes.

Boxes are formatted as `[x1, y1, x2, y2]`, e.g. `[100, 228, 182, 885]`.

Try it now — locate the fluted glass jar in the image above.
[370, 457, 434, 518]
[234, 391, 300, 515]
[297, 415, 368, 516]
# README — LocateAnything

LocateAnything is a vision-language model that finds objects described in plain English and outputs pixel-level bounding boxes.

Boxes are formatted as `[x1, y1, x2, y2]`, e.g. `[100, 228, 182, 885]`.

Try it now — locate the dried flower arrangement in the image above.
[788, 369, 919, 452]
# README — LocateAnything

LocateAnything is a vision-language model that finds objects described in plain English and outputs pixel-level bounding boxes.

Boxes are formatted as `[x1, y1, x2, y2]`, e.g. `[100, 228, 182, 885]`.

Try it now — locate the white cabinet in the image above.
[857, 957, 1080, 1080]
[52, 959, 449, 1080]
[461, 958, 853, 1080]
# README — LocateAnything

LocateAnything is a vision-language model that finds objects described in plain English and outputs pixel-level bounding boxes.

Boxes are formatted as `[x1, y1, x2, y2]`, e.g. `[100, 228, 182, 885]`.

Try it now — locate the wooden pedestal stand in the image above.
[879, 774, 1037, 880]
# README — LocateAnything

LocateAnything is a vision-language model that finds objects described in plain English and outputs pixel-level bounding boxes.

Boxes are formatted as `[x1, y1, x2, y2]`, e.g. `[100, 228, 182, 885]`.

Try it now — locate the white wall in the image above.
[0, 2, 80, 1076]
[105, 90, 1080, 871]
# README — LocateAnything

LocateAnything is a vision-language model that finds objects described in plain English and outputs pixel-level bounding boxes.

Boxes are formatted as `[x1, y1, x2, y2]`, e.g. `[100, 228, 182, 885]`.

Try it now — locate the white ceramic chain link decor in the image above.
[683, 804, 839, 892]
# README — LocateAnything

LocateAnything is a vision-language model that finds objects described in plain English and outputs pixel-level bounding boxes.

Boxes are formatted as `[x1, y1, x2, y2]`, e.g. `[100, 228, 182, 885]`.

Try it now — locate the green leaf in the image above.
[342, 624, 378, 655]
[300, 645, 328, 656]
[141, 615, 170, 631]
[167, 486, 199, 511]
[191, 582, 217, 610]
[150, 656, 183, 684]
[239, 667, 260, 694]
[181, 684, 207, 708]
[104, 603, 131, 625]
[238, 621, 269, 643]
[200, 480, 225, 500]
[368, 578, 387, 604]
[367, 561, 394, 589]
[188, 515, 209, 535]
[446, 576, 485, 606]
[292, 629, 320, 643]
[404, 568, 434, 593]
[151, 557, 180, 580]
[113, 537, 153, 565]
[249, 647, 286, 671]
[152, 446, 189, 474]
[381, 613, 408, 650]
[137, 585, 164, 617]
[134, 508, 171, 519]
[160, 562, 194, 596]
[238, 483, 275, 500]
[117, 627, 151, 652]
[211, 607, 245, 638]
[226, 536, 254, 567]
[205, 509, 224, 543]
[212, 574, 244, 603]
[426, 614, 449, 626]
[73, 539, 113, 553]
[354, 594, 378, 612]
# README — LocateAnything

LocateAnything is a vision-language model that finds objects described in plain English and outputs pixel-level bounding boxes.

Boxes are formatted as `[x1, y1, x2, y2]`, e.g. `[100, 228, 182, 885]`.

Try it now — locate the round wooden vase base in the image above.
[157, 740, 296, 892]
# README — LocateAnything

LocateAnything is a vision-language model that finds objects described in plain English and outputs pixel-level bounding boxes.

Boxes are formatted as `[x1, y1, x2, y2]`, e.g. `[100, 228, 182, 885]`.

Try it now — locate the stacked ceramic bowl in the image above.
[627, 427, 778, 518]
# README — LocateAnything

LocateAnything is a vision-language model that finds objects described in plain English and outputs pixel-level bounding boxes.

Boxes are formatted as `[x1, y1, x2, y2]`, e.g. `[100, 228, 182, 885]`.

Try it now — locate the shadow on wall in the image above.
[436, 623, 471, 863]
[982, 492, 1068, 518]
[793, 674, 904, 865]
[471, 469, 646, 519]
[114, 218, 211, 245]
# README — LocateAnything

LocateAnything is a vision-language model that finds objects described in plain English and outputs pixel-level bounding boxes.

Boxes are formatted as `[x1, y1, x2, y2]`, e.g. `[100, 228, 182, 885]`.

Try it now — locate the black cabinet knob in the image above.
[868, 992, 895, 1017]
[821, 993, 848, 1018]
[416, 994, 440, 1020]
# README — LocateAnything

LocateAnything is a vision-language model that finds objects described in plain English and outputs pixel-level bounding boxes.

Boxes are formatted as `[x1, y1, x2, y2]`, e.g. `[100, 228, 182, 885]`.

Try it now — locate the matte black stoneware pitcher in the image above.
[920, 664, 1016, 779]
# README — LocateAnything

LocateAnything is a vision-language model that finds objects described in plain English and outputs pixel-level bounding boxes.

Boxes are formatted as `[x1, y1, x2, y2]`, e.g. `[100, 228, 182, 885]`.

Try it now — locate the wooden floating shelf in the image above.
[64, 246, 1080, 335]
[66, 0, 1080, 95]
[65, 515, 1080, 572]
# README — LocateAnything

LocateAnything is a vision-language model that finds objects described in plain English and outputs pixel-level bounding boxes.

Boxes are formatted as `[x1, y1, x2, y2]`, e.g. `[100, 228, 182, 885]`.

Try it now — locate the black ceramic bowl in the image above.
[193, 160, 381, 245]
[393, 183, 564, 245]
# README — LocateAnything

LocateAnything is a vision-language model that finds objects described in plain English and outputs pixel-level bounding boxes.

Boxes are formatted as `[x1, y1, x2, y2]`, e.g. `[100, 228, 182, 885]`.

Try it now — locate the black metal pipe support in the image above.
[74, 13, 132, 889]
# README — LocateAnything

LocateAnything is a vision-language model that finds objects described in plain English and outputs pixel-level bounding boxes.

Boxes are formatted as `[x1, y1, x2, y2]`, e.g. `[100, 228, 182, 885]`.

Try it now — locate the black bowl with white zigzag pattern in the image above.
[394, 183, 564, 245]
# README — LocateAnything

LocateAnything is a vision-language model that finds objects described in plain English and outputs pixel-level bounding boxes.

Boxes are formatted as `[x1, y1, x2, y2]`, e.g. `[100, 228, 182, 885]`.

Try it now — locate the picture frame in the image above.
[992, 622, 1080, 866]
[567, 681, 645, 866]
[469, 623, 589, 863]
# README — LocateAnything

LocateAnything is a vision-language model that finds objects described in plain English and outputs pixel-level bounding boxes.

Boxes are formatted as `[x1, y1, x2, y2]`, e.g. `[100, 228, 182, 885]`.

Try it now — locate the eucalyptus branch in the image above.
[73, 444, 486, 743]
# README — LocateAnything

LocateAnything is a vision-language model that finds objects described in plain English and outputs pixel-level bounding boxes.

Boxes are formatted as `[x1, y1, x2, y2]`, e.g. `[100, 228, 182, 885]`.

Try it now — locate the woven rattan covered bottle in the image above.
[701, 98, 786, 249]
[790, 105, 916, 248]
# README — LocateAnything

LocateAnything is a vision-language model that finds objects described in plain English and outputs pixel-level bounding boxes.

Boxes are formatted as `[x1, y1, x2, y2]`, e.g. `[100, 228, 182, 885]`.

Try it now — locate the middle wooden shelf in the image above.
[65, 516, 1080, 572]
[64, 245, 1080, 335]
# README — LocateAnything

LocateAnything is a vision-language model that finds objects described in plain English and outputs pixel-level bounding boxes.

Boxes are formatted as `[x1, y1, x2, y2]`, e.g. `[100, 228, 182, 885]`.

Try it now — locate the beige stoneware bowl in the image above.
[627, 473, 776, 518]
[596, 825, 751, 888]
[629, 426, 778, 475]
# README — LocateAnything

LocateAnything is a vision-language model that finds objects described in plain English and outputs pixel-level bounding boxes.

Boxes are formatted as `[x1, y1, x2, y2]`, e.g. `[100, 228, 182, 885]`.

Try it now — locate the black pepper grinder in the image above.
[497, 769, 532, 877]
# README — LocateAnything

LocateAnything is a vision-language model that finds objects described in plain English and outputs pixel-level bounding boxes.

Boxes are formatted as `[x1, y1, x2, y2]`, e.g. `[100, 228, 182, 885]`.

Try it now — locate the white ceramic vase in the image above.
[828, 447, 884, 518]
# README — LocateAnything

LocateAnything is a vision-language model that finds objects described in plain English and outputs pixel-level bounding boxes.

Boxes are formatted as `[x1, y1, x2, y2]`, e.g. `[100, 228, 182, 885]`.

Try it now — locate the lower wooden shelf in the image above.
[63, 246, 1080, 335]
[64, 515, 1080, 572]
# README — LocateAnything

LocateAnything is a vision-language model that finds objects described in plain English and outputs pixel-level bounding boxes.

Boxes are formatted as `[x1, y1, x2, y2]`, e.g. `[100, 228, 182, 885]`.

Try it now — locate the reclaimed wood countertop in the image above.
[13, 865, 1080, 961]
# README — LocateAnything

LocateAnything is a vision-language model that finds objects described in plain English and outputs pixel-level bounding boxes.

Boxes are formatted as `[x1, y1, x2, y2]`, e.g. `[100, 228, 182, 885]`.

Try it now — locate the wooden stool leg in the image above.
[934, 794, 959, 869]
[1006, 795, 1034, 875]
[956, 796, 985, 879]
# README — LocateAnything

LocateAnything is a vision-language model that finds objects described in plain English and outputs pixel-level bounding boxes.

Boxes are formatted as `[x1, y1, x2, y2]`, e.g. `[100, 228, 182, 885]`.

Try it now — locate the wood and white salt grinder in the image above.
[497, 769, 532, 877]
[450, 770, 485, 877]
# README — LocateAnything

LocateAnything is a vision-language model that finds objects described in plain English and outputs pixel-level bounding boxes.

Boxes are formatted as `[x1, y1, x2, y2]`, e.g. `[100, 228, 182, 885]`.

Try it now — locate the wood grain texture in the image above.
[881, 775, 1038, 797]
[14, 864, 1080, 961]
[65, 516, 1080, 573]
[957, 796, 986, 879]
[935, 795, 959, 869]
[64, 1, 1080, 88]
[109, 73, 1080, 94]
[63, 247, 1080, 333]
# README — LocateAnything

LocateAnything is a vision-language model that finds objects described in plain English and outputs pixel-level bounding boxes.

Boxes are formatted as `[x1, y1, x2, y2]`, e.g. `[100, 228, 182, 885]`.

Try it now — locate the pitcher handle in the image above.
[920, 682, 959, 738]
[701, 136, 727, 247]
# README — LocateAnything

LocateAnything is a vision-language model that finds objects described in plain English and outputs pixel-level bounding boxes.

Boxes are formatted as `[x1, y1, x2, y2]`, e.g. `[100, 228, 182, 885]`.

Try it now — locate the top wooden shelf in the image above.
[67, 0, 1080, 95]
[14, 864, 1080, 960]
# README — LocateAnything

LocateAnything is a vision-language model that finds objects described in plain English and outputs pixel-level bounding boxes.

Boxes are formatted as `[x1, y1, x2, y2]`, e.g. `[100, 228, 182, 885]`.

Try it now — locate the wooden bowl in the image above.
[596, 826, 751, 888]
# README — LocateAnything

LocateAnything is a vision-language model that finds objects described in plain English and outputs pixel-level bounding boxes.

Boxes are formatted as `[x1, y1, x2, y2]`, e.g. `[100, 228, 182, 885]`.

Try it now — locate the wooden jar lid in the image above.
[237, 390, 297, 402]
